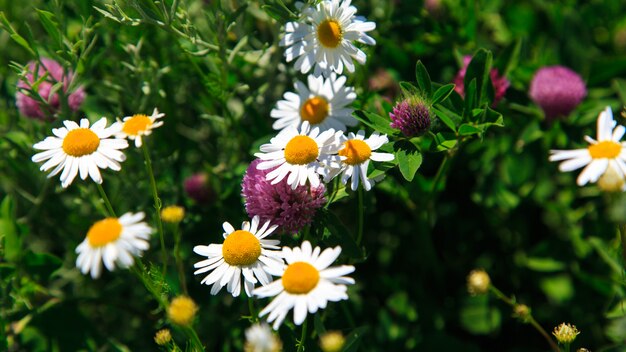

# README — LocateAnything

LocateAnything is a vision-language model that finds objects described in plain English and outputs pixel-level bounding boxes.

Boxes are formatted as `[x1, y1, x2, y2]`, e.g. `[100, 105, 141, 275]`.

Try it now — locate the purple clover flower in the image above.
[389, 98, 431, 137]
[242, 159, 326, 235]
[16, 58, 85, 120]
[529, 65, 587, 120]
[184, 173, 214, 204]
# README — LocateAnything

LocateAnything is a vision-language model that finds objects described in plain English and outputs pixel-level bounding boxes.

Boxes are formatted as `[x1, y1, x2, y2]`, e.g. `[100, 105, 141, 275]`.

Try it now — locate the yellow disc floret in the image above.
[87, 218, 123, 247]
[161, 205, 185, 223]
[588, 141, 622, 159]
[167, 296, 198, 326]
[552, 323, 580, 344]
[282, 261, 320, 294]
[222, 230, 261, 266]
[122, 114, 152, 136]
[317, 19, 343, 48]
[300, 96, 330, 124]
[62, 128, 100, 157]
[284, 136, 319, 165]
[339, 139, 372, 165]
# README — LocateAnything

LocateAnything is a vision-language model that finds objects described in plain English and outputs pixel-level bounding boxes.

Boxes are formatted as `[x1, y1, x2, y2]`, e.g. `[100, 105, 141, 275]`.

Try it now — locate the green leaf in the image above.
[0, 12, 37, 56]
[399, 81, 419, 97]
[393, 140, 422, 181]
[464, 79, 477, 115]
[524, 257, 566, 272]
[342, 326, 368, 352]
[431, 84, 456, 105]
[463, 49, 493, 107]
[320, 209, 362, 259]
[460, 295, 501, 335]
[36, 10, 62, 48]
[261, 4, 292, 22]
[431, 107, 457, 132]
[415, 60, 432, 97]
[458, 124, 482, 136]
[494, 38, 521, 76]
[22, 251, 62, 281]
[353, 110, 397, 136]
[1, 196, 21, 262]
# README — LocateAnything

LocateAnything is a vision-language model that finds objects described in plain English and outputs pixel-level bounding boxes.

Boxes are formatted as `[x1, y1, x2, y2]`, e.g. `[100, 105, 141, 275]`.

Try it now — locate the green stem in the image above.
[184, 326, 204, 351]
[618, 224, 626, 264]
[489, 286, 514, 306]
[142, 142, 167, 277]
[173, 225, 187, 295]
[248, 297, 257, 322]
[297, 317, 308, 352]
[96, 183, 116, 217]
[356, 185, 364, 246]
[528, 317, 560, 352]
[430, 153, 450, 194]
[489, 287, 559, 352]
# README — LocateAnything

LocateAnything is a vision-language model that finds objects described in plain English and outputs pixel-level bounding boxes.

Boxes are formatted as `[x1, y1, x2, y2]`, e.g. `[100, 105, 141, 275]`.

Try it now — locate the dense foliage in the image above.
[2, 0, 626, 351]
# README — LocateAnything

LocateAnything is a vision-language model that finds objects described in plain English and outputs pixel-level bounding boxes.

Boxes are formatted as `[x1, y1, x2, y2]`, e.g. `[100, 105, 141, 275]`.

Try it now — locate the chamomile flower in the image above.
[117, 108, 164, 147]
[244, 323, 283, 352]
[324, 131, 394, 191]
[32, 118, 128, 188]
[75, 212, 152, 279]
[193, 216, 284, 297]
[549, 106, 626, 186]
[271, 74, 357, 132]
[255, 121, 340, 190]
[281, 0, 376, 76]
[254, 241, 355, 330]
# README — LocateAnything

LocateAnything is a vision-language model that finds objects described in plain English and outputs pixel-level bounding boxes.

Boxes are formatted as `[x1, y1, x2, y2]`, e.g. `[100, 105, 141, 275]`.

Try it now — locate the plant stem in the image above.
[489, 287, 559, 352]
[356, 185, 364, 246]
[96, 183, 116, 217]
[248, 297, 257, 322]
[431, 153, 450, 194]
[142, 142, 167, 277]
[528, 317, 560, 352]
[173, 225, 187, 295]
[618, 224, 626, 264]
[297, 318, 308, 352]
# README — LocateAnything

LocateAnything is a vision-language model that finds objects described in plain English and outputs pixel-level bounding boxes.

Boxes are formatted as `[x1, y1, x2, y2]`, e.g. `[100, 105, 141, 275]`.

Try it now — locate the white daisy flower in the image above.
[193, 215, 284, 297]
[549, 106, 626, 186]
[117, 108, 165, 147]
[281, 0, 376, 76]
[271, 73, 357, 132]
[32, 118, 129, 188]
[255, 121, 341, 190]
[244, 323, 283, 352]
[75, 212, 152, 279]
[254, 241, 355, 330]
[324, 130, 394, 191]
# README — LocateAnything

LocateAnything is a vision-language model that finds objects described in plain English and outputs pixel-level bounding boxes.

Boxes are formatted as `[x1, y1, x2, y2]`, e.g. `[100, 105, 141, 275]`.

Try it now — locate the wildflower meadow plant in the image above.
[4, 0, 626, 351]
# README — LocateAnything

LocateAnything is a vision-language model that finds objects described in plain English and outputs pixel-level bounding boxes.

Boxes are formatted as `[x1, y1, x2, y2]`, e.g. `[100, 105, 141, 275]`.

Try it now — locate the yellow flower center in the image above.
[62, 128, 100, 157]
[122, 114, 152, 136]
[282, 261, 320, 294]
[167, 296, 198, 326]
[284, 135, 319, 165]
[87, 218, 122, 247]
[588, 141, 622, 159]
[317, 19, 343, 48]
[222, 230, 261, 266]
[339, 139, 372, 165]
[161, 205, 185, 223]
[300, 96, 330, 125]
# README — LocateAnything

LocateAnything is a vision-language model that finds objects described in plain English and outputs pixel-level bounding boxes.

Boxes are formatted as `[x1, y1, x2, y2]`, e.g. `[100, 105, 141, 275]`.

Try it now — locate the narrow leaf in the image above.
[432, 84, 456, 105]
[415, 60, 432, 97]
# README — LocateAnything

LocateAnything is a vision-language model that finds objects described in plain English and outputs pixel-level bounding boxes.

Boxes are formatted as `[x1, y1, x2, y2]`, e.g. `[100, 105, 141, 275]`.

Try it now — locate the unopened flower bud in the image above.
[467, 269, 490, 295]
[513, 304, 531, 322]
[320, 331, 345, 352]
[597, 164, 625, 192]
[154, 329, 171, 346]
[167, 296, 198, 326]
[184, 173, 214, 204]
